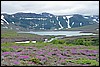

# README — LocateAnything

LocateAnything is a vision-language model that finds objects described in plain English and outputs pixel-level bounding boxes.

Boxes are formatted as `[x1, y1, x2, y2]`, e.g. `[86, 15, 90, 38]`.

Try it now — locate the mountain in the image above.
[1, 12, 99, 31]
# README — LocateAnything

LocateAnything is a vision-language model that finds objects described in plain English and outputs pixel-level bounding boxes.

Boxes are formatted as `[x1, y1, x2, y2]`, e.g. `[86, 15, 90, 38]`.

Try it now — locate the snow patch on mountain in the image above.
[84, 17, 88, 19]
[58, 21, 63, 29]
[72, 22, 74, 26]
[40, 28, 44, 30]
[80, 23, 82, 26]
[93, 19, 97, 21]
[12, 22, 15, 24]
[52, 21, 54, 23]
[16, 28, 19, 30]
[1, 15, 4, 19]
[63, 16, 66, 19]
[56, 16, 63, 29]
[50, 20, 54, 23]
[2, 26, 8, 29]
[1, 20, 4, 25]
[66, 16, 72, 28]
[93, 19, 99, 23]
[56, 17, 59, 20]
[12, 15, 14, 17]
[1, 20, 4, 22]
[21, 18, 47, 20]
[49, 15, 53, 18]
[1, 15, 9, 25]
[23, 18, 33, 19]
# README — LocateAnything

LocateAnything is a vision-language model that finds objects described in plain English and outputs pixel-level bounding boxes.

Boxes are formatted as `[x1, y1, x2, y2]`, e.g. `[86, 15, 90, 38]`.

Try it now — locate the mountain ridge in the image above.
[1, 12, 99, 31]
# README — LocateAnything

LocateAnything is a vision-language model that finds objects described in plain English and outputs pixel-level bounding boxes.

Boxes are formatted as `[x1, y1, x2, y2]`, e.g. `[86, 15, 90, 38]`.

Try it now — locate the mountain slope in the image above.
[67, 24, 99, 34]
[1, 12, 99, 31]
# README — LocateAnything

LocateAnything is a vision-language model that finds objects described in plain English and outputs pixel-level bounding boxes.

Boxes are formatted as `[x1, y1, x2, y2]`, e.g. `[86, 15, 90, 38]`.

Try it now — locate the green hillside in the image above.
[67, 24, 99, 34]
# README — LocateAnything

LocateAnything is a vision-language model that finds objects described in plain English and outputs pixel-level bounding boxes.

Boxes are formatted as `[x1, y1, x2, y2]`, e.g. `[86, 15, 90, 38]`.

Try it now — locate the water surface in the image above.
[17, 31, 97, 36]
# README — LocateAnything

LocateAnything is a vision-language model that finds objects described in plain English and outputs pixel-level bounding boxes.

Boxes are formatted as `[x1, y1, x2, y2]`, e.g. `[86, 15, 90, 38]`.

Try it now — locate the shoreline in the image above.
[80, 31, 99, 34]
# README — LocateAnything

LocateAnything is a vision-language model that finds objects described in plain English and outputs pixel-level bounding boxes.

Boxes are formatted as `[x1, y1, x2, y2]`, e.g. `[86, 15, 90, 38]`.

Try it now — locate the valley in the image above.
[1, 12, 99, 66]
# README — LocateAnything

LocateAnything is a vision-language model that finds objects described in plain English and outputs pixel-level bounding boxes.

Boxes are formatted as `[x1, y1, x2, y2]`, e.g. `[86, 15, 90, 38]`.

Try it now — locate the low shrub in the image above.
[51, 39, 65, 44]
[30, 57, 42, 64]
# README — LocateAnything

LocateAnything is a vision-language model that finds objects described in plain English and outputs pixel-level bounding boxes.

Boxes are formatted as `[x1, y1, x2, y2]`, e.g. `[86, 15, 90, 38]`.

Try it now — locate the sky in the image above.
[1, 1, 99, 15]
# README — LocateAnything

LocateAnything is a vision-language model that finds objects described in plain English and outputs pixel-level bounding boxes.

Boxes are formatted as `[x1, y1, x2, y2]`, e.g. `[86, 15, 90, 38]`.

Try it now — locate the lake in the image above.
[17, 31, 97, 36]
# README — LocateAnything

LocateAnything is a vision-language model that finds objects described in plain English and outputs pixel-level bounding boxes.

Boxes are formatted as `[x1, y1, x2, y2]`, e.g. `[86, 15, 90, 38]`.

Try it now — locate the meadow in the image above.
[1, 29, 99, 66]
[1, 38, 99, 66]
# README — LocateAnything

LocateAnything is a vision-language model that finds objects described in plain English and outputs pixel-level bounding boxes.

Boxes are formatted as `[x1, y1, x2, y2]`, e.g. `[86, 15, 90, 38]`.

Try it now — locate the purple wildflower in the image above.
[35, 51, 44, 55]
[18, 55, 29, 59]
[80, 50, 98, 56]
[58, 54, 67, 59]
[14, 61, 20, 65]
[52, 48, 59, 51]
[2, 52, 10, 56]
[61, 51, 68, 56]
[36, 55, 48, 61]
[47, 52, 52, 56]
[12, 46, 19, 49]
[91, 50, 99, 55]
[71, 49, 78, 54]
[15, 52, 22, 55]
[22, 50, 31, 55]
[56, 53, 61, 56]
[88, 56, 97, 59]
[80, 50, 90, 55]
[57, 59, 66, 64]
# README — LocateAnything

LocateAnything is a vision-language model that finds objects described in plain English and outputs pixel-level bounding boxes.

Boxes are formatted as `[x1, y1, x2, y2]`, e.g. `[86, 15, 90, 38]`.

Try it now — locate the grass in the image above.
[86, 46, 99, 50]
[66, 23, 99, 34]
[1, 42, 16, 46]
[1, 40, 99, 52]
[1, 29, 37, 38]
[67, 24, 99, 31]
[66, 58, 99, 66]
[1, 47, 15, 52]
[1, 31, 36, 38]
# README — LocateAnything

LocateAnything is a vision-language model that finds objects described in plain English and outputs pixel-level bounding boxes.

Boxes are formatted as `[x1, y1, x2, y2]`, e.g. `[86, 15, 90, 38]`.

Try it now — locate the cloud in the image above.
[1, 1, 99, 15]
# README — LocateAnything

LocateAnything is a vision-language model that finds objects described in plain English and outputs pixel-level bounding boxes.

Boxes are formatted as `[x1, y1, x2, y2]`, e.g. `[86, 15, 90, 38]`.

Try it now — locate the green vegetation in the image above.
[1, 32, 36, 38]
[1, 47, 15, 52]
[30, 57, 42, 64]
[87, 46, 99, 50]
[1, 36, 99, 49]
[67, 24, 99, 31]
[1, 28, 99, 47]
[1, 29, 37, 38]
[50, 37, 99, 46]
[51, 39, 66, 44]
[1, 42, 15, 46]
[66, 58, 99, 66]
[70, 38, 99, 46]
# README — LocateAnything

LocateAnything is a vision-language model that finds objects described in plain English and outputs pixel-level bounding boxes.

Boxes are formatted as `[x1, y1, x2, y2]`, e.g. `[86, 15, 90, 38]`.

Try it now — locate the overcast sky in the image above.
[1, 1, 99, 15]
